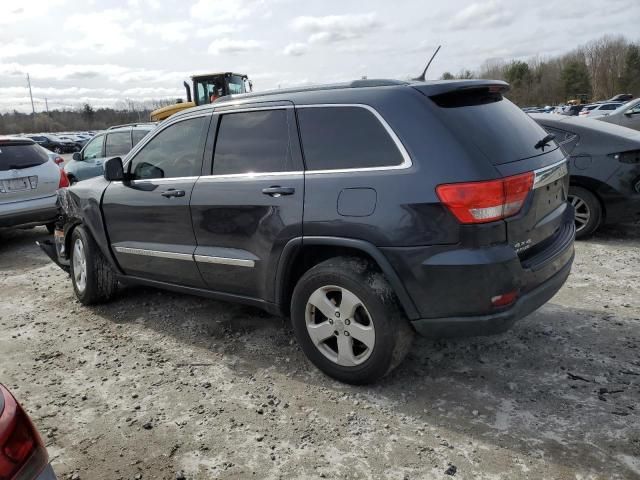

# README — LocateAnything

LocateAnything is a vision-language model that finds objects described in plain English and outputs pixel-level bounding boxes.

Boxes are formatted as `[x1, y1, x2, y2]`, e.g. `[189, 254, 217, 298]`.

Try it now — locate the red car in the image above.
[0, 385, 56, 480]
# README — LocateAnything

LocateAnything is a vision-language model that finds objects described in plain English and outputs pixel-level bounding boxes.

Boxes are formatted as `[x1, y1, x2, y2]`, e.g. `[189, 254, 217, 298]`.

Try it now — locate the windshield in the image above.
[195, 77, 225, 105]
[228, 75, 246, 95]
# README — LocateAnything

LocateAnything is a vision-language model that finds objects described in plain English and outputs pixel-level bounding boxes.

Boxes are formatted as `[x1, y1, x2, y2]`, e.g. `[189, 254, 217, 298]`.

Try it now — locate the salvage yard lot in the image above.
[1, 224, 639, 480]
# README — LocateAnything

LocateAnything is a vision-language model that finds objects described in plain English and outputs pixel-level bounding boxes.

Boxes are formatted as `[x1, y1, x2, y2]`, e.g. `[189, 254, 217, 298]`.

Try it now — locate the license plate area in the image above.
[3, 177, 31, 192]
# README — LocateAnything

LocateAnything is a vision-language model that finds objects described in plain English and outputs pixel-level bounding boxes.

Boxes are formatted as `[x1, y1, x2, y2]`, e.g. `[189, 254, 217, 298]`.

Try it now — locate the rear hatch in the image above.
[0, 139, 59, 204]
[414, 81, 570, 255]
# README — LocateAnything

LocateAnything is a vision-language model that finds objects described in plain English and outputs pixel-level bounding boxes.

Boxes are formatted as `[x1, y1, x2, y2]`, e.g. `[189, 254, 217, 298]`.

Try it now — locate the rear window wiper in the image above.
[534, 133, 555, 150]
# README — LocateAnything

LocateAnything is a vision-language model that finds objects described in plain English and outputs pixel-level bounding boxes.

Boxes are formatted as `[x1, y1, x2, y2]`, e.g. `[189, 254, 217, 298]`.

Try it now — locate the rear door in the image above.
[102, 114, 211, 287]
[190, 104, 304, 301]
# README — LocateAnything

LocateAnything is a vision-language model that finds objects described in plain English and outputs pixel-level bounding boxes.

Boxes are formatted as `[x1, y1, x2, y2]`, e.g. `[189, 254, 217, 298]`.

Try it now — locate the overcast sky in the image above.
[1, 0, 638, 113]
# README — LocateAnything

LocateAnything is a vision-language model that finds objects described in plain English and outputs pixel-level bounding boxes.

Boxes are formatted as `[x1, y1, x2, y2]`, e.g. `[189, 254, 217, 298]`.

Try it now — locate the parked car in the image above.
[608, 93, 633, 102]
[25, 134, 77, 154]
[597, 98, 640, 131]
[57, 135, 87, 150]
[560, 105, 584, 116]
[36, 146, 65, 166]
[0, 384, 57, 479]
[578, 102, 623, 117]
[0, 137, 69, 232]
[41, 79, 575, 384]
[64, 124, 155, 183]
[531, 113, 640, 237]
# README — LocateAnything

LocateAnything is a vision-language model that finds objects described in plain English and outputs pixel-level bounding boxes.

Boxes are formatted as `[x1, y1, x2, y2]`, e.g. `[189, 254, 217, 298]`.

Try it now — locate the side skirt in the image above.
[115, 274, 284, 317]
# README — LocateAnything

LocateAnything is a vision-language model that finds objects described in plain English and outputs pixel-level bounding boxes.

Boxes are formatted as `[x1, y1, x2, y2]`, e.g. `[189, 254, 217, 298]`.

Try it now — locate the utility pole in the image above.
[26, 73, 35, 114]
[45, 97, 50, 116]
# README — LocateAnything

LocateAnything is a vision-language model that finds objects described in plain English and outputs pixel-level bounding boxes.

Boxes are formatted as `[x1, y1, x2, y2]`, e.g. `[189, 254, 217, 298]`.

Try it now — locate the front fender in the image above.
[57, 180, 122, 274]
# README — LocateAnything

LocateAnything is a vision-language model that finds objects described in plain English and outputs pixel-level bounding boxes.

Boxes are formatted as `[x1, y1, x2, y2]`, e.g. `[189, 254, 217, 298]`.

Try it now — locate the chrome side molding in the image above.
[533, 160, 568, 190]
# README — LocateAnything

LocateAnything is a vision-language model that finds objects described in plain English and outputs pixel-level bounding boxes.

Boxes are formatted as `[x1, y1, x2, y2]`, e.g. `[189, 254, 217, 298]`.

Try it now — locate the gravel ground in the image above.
[1, 223, 639, 480]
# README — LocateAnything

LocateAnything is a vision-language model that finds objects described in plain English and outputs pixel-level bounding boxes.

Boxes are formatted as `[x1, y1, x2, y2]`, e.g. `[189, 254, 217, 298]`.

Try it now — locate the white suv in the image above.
[0, 137, 69, 231]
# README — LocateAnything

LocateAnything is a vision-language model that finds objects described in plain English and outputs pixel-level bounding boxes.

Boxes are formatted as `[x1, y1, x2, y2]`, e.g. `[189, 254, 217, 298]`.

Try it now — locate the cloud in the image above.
[283, 42, 308, 56]
[0, 0, 65, 25]
[448, 1, 515, 30]
[207, 38, 262, 55]
[195, 24, 240, 38]
[291, 13, 380, 44]
[190, 0, 266, 22]
[0, 41, 53, 59]
[129, 20, 193, 43]
[64, 9, 135, 54]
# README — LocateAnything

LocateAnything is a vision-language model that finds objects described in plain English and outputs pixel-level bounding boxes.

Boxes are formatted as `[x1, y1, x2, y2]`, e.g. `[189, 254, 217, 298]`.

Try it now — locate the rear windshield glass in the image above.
[425, 88, 557, 165]
[0, 143, 49, 171]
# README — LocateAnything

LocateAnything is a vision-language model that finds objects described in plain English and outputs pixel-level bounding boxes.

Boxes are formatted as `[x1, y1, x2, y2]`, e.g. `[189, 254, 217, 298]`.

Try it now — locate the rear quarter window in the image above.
[296, 106, 404, 170]
[0, 143, 49, 171]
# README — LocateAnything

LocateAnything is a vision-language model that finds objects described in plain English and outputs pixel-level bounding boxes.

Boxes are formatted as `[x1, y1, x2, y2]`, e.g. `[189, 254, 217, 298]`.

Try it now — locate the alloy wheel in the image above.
[305, 285, 375, 367]
[72, 238, 87, 294]
[569, 194, 590, 233]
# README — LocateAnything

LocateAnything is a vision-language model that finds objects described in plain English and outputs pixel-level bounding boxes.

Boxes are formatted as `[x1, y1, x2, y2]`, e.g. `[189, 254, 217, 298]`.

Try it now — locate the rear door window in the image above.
[0, 143, 49, 171]
[105, 131, 132, 157]
[296, 106, 404, 170]
[212, 109, 292, 175]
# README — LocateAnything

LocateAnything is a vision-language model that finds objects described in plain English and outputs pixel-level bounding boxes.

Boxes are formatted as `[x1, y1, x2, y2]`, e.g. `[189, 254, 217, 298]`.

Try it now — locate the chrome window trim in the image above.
[198, 171, 303, 181]
[213, 105, 294, 113]
[533, 159, 568, 190]
[194, 255, 255, 268]
[113, 246, 193, 261]
[295, 103, 413, 174]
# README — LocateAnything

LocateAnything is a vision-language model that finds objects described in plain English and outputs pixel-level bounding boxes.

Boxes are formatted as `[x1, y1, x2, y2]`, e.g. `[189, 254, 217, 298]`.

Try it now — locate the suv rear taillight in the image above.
[0, 385, 46, 480]
[436, 172, 534, 224]
[58, 169, 70, 188]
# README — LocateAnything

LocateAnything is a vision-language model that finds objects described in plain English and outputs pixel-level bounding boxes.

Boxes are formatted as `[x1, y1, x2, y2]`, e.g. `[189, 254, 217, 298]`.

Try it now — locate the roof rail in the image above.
[107, 122, 157, 130]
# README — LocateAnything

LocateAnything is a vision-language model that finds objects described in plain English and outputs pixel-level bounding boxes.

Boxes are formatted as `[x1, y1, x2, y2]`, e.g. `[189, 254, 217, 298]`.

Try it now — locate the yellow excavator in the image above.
[150, 72, 252, 122]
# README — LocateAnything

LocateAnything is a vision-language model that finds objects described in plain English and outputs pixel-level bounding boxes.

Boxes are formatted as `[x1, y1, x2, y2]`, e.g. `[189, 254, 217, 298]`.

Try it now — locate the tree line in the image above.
[442, 34, 640, 106]
[0, 99, 175, 135]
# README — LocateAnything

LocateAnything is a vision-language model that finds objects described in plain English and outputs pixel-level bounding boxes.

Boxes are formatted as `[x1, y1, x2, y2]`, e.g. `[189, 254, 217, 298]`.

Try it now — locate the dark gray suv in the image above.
[41, 79, 575, 384]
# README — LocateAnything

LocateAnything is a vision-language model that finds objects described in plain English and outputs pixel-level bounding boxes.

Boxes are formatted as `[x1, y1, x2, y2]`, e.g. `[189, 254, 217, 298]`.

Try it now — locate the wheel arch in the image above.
[569, 175, 607, 220]
[275, 236, 419, 320]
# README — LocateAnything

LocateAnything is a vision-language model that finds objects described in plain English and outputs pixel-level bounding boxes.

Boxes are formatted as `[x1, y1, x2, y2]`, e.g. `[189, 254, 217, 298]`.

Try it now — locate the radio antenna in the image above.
[413, 45, 441, 82]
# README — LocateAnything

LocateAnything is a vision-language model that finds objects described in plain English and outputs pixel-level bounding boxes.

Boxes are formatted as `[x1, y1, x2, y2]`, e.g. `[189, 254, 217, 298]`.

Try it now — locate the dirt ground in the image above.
[1, 223, 639, 480]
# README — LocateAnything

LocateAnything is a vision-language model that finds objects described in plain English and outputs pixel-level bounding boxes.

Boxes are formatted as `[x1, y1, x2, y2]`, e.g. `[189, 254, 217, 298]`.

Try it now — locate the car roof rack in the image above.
[107, 122, 157, 130]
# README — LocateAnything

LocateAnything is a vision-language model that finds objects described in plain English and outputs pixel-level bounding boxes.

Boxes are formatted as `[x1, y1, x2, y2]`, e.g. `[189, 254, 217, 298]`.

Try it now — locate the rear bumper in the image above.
[381, 211, 575, 338]
[411, 255, 572, 337]
[0, 195, 57, 228]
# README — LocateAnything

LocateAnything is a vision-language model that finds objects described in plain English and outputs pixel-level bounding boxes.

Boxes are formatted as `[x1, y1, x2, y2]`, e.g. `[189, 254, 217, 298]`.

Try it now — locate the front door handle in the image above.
[262, 186, 295, 197]
[161, 189, 185, 198]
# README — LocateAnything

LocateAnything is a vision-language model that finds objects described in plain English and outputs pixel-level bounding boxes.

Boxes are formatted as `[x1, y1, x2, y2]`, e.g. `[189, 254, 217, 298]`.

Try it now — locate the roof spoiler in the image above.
[412, 80, 510, 97]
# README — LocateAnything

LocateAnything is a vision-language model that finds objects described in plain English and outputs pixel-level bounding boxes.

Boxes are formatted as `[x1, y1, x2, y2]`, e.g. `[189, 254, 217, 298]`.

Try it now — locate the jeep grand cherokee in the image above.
[40, 79, 575, 384]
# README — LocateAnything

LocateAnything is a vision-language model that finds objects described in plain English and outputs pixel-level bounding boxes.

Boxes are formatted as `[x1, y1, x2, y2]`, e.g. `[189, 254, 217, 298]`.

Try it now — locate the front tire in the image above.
[569, 186, 602, 239]
[291, 257, 414, 384]
[70, 226, 117, 305]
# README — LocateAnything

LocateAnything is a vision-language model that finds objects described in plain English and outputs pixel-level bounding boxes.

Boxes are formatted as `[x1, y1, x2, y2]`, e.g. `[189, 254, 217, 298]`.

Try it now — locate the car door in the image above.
[619, 102, 640, 130]
[70, 135, 105, 181]
[102, 113, 212, 287]
[190, 104, 304, 302]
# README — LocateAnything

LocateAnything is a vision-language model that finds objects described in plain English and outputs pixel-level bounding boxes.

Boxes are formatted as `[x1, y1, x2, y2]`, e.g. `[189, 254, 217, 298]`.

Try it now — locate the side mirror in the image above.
[104, 157, 124, 181]
[72, 152, 81, 161]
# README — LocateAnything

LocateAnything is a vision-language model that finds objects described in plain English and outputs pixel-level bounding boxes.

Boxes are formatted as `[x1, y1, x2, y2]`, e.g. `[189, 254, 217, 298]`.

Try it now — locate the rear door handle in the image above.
[161, 189, 185, 198]
[262, 186, 295, 197]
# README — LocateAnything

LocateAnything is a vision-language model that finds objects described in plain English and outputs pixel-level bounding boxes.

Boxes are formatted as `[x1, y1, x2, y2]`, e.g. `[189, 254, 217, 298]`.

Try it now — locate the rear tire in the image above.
[569, 186, 602, 239]
[70, 226, 117, 305]
[291, 256, 414, 384]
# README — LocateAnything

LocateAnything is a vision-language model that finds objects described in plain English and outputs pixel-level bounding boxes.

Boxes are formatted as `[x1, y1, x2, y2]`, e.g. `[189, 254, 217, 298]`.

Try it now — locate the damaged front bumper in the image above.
[36, 190, 71, 273]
